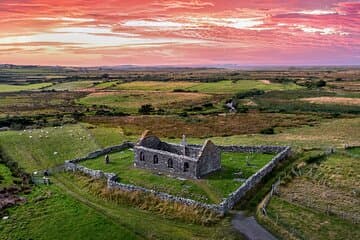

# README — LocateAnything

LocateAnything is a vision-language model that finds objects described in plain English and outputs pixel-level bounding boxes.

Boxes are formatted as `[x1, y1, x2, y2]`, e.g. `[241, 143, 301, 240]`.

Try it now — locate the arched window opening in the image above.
[168, 158, 173, 168]
[153, 155, 159, 164]
[140, 152, 145, 161]
[183, 162, 189, 172]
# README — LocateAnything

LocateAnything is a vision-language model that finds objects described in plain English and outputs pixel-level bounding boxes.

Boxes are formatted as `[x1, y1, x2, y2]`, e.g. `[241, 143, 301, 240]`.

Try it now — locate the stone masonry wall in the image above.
[134, 146, 198, 178]
[220, 146, 291, 211]
[64, 142, 291, 215]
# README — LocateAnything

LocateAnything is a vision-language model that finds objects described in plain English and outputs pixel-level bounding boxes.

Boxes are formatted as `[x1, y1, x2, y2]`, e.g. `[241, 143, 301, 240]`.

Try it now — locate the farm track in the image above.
[53, 175, 146, 240]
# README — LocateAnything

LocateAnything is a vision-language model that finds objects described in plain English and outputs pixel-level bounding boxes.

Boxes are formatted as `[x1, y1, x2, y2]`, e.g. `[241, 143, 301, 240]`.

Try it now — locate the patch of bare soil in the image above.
[301, 97, 360, 106]
[260, 80, 271, 84]
[0, 187, 26, 211]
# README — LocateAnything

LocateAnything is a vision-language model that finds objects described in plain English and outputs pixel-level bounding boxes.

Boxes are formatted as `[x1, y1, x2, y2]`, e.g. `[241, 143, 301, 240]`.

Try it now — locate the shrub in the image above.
[202, 102, 214, 108]
[138, 104, 155, 115]
[260, 127, 275, 134]
[235, 89, 265, 99]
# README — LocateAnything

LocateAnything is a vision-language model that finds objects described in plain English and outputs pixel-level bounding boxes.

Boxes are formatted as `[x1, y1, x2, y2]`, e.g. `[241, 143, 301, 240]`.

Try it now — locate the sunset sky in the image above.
[0, 0, 359, 66]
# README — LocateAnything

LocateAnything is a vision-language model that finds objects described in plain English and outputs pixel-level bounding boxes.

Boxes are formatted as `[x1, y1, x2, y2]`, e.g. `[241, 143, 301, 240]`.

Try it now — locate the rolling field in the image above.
[113, 80, 301, 94]
[77, 91, 211, 113]
[0, 91, 85, 116]
[84, 113, 318, 138]
[0, 125, 100, 171]
[208, 117, 360, 149]
[0, 83, 52, 92]
[187, 80, 301, 94]
[44, 81, 97, 91]
[266, 196, 359, 240]
[81, 150, 275, 204]
[0, 185, 139, 240]
[261, 150, 360, 240]
[114, 81, 198, 91]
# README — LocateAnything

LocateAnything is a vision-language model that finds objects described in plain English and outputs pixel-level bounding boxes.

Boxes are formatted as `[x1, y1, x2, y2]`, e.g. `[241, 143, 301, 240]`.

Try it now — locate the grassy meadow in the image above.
[0, 83, 52, 92]
[77, 91, 211, 114]
[111, 80, 301, 93]
[0, 163, 13, 188]
[259, 149, 360, 240]
[44, 81, 97, 91]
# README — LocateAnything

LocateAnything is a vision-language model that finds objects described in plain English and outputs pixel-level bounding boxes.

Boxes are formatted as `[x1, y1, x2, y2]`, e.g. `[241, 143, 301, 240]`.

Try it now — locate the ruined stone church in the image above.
[134, 130, 221, 179]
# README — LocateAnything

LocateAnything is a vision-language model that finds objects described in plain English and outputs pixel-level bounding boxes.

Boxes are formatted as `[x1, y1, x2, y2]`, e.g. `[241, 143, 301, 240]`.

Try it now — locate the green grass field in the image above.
[266, 196, 359, 240]
[115, 81, 198, 91]
[188, 80, 301, 94]
[81, 149, 275, 204]
[261, 150, 360, 240]
[44, 81, 96, 91]
[113, 80, 301, 94]
[77, 91, 211, 113]
[0, 125, 100, 171]
[0, 83, 52, 92]
[0, 163, 13, 188]
[0, 185, 139, 240]
[207, 118, 360, 149]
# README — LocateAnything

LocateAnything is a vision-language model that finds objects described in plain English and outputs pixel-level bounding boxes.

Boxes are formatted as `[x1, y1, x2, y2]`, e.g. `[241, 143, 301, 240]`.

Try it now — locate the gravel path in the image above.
[232, 211, 277, 240]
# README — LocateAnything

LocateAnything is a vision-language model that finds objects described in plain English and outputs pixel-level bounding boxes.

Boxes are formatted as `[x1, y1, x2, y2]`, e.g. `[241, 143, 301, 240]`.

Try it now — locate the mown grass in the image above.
[81, 149, 274, 204]
[0, 83, 52, 92]
[266, 196, 359, 240]
[0, 184, 140, 240]
[0, 163, 13, 188]
[77, 91, 211, 114]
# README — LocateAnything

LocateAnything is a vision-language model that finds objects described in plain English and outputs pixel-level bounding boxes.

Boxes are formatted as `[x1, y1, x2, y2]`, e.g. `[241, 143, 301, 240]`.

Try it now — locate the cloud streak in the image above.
[0, 0, 359, 66]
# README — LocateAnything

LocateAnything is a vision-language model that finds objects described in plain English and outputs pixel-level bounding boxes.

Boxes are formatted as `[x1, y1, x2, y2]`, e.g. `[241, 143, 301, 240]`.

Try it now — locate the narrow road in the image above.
[232, 211, 277, 240]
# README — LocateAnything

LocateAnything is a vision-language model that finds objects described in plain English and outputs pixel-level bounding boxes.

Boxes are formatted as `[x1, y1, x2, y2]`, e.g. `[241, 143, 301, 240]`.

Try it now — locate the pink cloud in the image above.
[0, 0, 358, 66]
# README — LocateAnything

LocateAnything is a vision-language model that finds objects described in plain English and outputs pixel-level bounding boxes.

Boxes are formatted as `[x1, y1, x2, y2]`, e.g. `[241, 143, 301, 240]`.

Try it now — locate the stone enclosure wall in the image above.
[64, 142, 291, 215]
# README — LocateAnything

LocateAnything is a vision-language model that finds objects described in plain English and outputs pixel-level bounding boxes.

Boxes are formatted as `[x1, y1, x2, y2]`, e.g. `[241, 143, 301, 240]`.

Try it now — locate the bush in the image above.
[138, 104, 155, 115]
[260, 127, 275, 134]
[202, 102, 214, 108]
[178, 112, 188, 117]
[235, 89, 265, 99]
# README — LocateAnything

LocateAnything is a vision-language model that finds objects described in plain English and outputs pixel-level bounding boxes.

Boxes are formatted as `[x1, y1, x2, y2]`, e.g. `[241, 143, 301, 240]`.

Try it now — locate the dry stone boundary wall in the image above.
[64, 142, 291, 215]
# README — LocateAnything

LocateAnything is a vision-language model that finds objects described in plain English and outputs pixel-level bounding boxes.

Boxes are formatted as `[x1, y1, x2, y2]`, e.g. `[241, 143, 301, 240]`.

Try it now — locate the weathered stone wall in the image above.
[107, 178, 225, 214]
[69, 142, 133, 164]
[219, 146, 291, 211]
[134, 146, 198, 178]
[64, 142, 291, 215]
[197, 140, 221, 177]
[188, 144, 287, 154]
